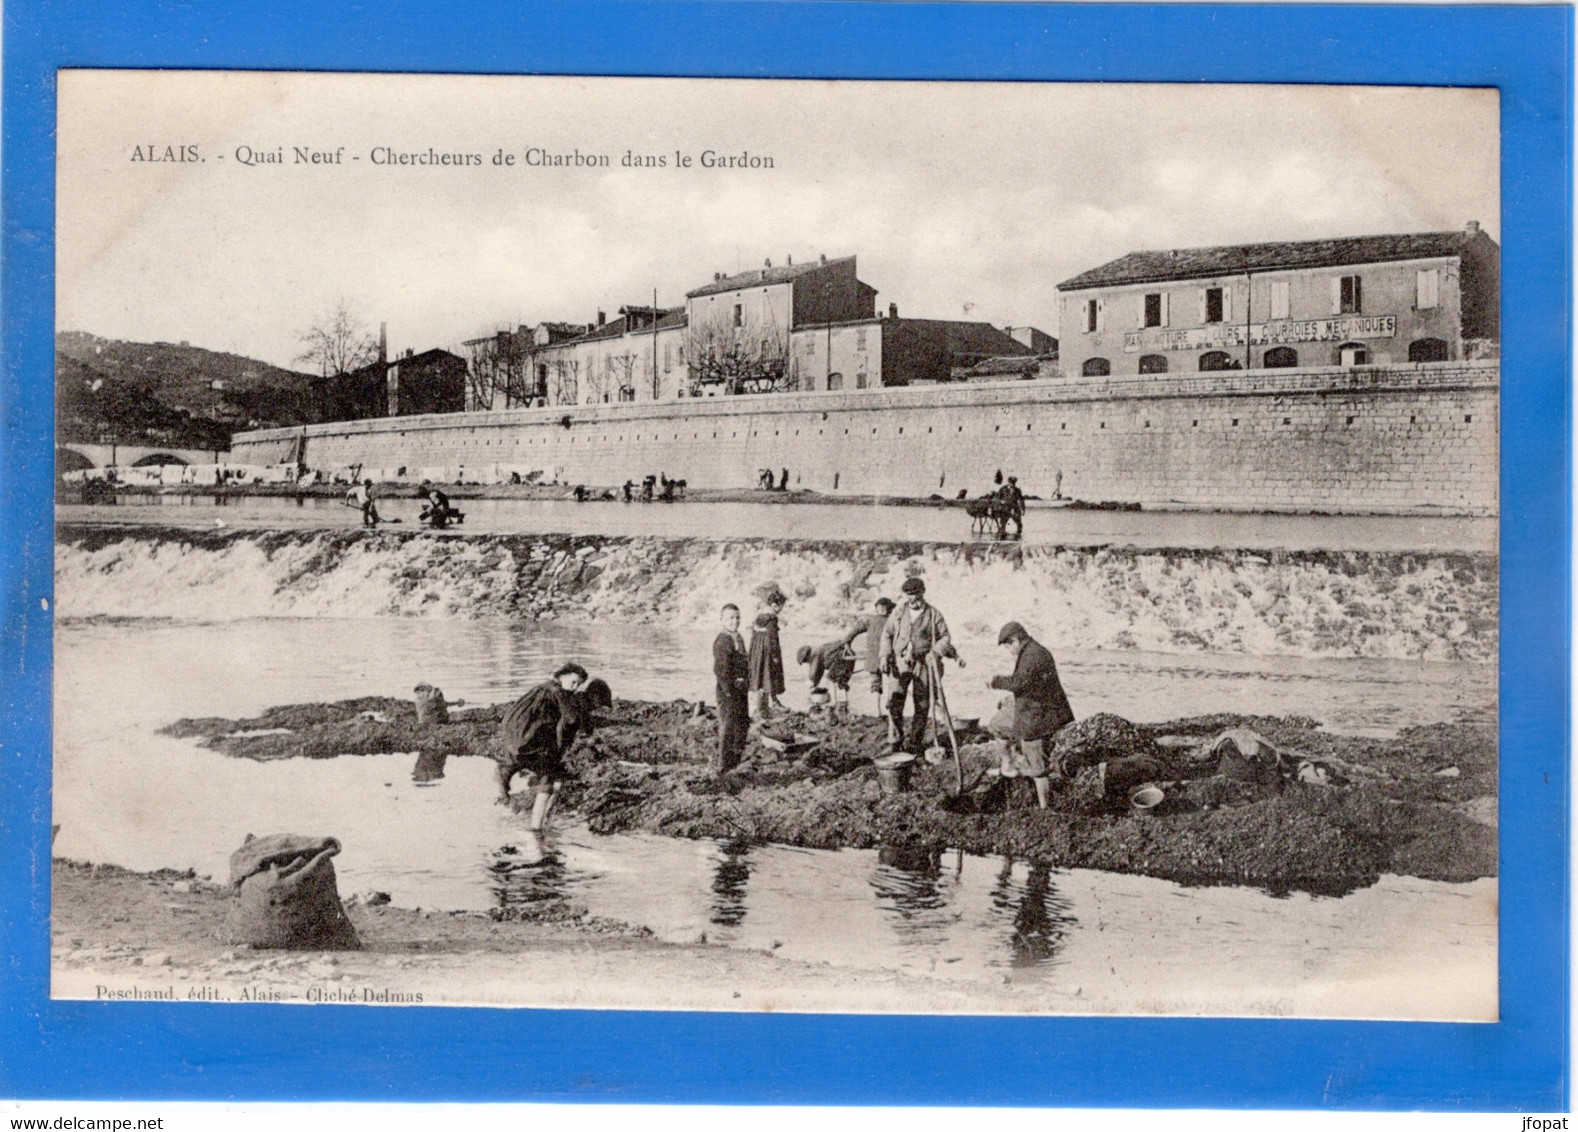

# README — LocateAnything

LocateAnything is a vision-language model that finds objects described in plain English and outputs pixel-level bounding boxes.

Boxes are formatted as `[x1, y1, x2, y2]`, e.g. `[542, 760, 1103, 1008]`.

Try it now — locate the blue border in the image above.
[2, 1, 1569, 1110]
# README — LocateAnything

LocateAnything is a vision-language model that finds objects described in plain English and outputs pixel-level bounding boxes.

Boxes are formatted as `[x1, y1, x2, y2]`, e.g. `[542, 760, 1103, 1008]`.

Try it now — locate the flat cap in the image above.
[997, 620, 1028, 644]
[900, 577, 926, 595]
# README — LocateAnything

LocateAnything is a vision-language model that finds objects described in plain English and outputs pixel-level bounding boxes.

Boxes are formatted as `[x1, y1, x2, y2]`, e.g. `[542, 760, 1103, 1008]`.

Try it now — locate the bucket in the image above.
[873, 753, 915, 794]
[1129, 784, 1165, 814]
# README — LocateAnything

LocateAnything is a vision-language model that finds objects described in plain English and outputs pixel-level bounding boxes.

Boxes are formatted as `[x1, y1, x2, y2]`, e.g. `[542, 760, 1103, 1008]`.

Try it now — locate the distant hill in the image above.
[56, 332, 331, 449]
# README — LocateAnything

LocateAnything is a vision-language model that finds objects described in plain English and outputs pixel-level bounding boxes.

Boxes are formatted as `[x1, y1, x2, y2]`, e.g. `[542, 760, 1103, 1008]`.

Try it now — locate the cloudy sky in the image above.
[57, 71, 1498, 371]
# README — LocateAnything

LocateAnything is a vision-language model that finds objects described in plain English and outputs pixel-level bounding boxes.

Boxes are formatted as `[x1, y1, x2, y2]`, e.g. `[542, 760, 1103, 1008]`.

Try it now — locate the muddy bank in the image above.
[163, 696, 1496, 897]
[52, 860, 1039, 1013]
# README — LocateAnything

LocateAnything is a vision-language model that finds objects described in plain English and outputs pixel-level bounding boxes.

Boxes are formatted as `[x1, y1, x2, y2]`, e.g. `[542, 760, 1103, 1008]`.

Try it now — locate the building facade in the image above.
[1056, 223, 1500, 379]
[386, 348, 468, 416]
[685, 255, 877, 394]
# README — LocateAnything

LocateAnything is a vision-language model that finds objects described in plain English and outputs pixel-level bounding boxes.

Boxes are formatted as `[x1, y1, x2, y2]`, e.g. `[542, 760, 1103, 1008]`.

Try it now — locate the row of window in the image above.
[1083, 269, 1444, 332]
[801, 327, 870, 354]
[1081, 337, 1451, 376]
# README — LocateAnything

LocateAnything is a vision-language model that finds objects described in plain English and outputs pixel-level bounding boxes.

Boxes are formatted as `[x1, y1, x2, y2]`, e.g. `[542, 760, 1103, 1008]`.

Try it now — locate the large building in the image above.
[536, 306, 690, 406]
[1055, 223, 1500, 378]
[463, 253, 1037, 407]
[685, 255, 877, 394]
[786, 306, 1031, 392]
[385, 347, 468, 416]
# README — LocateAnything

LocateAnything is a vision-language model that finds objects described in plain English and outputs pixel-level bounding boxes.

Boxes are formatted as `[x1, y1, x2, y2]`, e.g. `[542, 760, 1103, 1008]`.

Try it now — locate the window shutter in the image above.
[1199, 289, 1208, 324]
[1095, 298, 1106, 332]
[1137, 295, 1146, 330]
[1353, 275, 1362, 313]
[1271, 280, 1289, 320]
[1330, 277, 1342, 315]
[1161, 292, 1169, 327]
[1222, 288, 1233, 323]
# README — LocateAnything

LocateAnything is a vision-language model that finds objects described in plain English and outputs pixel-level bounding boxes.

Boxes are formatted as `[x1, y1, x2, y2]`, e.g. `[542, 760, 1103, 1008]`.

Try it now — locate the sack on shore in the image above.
[221, 833, 360, 950]
[414, 683, 449, 725]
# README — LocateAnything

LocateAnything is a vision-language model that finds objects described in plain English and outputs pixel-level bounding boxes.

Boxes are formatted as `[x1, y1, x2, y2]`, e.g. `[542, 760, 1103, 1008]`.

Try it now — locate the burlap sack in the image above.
[221, 833, 360, 950]
[414, 683, 449, 725]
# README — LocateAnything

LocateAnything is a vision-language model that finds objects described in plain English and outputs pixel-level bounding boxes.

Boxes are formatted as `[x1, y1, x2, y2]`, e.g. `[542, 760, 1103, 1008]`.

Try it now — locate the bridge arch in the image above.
[131, 453, 189, 467]
[56, 447, 95, 474]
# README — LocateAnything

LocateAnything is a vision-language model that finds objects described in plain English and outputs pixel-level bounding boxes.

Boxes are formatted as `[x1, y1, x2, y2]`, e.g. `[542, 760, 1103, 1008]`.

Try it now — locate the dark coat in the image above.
[990, 638, 1074, 741]
[806, 638, 858, 689]
[748, 612, 785, 695]
[714, 630, 750, 710]
[496, 680, 585, 781]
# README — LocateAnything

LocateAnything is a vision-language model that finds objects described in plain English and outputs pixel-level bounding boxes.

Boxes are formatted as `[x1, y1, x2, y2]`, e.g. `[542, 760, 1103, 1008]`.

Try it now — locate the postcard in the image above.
[48, 70, 1506, 1024]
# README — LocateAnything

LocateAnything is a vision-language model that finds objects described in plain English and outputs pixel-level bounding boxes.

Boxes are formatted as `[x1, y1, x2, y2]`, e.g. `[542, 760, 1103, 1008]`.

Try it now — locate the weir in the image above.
[230, 363, 1500, 515]
[54, 525, 1497, 663]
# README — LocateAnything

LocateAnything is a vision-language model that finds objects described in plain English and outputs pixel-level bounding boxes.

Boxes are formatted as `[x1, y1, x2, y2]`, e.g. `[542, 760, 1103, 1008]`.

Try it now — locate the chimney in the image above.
[379, 322, 388, 366]
[786, 255, 792, 266]
[764, 258, 772, 269]
[714, 272, 722, 281]
[405, 347, 414, 359]
[597, 310, 606, 326]
[1465, 220, 1481, 235]
[889, 302, 899, 320]
[819, 254, 827, 265]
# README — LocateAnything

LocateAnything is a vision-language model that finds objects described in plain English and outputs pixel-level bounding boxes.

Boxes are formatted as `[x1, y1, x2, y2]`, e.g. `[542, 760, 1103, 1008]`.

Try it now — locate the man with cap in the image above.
[879, 577, 961, 754]
[989, 621, 1075, 809]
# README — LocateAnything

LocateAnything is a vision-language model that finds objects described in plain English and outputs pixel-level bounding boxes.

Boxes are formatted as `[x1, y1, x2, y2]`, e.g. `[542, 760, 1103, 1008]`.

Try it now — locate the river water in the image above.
[60, 496, 1497, 552]
[52, 614, 1497, 1019]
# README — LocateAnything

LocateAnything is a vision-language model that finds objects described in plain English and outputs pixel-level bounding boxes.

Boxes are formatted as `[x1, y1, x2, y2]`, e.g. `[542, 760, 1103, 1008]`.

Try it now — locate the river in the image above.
[58, 496, 1497, 552]
[52, 614, 1497, 1019]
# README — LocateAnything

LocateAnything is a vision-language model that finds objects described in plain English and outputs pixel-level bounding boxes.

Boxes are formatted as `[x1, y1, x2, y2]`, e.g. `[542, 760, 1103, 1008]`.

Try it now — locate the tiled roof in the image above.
[1057, 231, 1483, 291]
[570, 308, 684, 343]
[893, 318, 1031, 357]
[686, 256, 855, 299]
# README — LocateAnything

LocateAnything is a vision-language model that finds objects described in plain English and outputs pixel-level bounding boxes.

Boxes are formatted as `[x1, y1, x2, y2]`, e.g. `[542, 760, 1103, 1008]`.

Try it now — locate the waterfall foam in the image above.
[55, 525, 1496, 663]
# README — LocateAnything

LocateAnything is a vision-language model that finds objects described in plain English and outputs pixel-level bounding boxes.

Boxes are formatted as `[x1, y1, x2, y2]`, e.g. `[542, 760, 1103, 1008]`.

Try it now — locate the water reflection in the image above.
[988, 857, 1077, 967]
[488, 834, 580, 919]
[710, 839, 753, 927]
[871, 843, 957, 941]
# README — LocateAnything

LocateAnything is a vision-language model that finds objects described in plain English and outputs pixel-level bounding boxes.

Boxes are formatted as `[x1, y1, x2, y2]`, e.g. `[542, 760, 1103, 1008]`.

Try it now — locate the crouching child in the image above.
[494, 663, 613, 831]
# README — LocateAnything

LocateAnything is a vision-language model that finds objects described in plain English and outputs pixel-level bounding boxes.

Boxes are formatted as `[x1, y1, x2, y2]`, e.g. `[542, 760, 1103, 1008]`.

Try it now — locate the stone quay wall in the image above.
[232, 362, 1500, 514]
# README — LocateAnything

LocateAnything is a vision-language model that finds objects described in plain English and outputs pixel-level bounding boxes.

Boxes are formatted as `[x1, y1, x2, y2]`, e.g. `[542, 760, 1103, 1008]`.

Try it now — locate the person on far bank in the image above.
[347, 479, 378, 527]
[419, 481, 456, 529]
[1003, 476, 1026, 539]
[989, 621, 1075, 810]
[713, 604, 751, 774]
[880, 577, 962, 755]
[749, 589, 788, 718]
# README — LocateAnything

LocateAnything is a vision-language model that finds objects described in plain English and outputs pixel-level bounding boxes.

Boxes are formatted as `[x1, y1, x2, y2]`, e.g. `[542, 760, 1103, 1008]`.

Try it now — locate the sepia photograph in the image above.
[51, 70, 1500, 1020]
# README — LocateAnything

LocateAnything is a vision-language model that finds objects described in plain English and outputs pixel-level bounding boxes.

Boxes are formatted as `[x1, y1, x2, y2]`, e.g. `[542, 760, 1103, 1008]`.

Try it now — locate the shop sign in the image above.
[1123, 315, 1396, 352]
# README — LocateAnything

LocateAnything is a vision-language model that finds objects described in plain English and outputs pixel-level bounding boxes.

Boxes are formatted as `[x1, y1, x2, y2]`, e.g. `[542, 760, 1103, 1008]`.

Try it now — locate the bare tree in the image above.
[611, 351, 639, 401]
[464, 338, 498, 411]
[297, 300, 379, 378]
[550, 356, 580, 406]
[465, 330, 533, 410]
[686, 319, 788, 395]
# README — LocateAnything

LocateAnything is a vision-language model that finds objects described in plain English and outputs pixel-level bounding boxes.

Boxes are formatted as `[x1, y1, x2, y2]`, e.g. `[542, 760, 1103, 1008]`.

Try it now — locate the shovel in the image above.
[925, 653, 964, 796]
